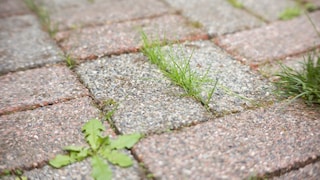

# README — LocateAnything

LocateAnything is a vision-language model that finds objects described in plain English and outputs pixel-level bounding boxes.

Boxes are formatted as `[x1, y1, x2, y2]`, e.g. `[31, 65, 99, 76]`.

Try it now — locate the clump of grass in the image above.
[227, 0, 244, 9]
[140, 32, 217, 109]
[274, 52, 320, 105]
[64, 54, 76, 69]
[24, 0, 58, 37]
[278, 7, 301, 20]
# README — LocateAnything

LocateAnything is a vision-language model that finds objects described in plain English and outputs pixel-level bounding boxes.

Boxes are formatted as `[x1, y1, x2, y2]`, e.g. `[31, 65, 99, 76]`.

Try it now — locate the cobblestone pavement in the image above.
[0, 0, 319, 179]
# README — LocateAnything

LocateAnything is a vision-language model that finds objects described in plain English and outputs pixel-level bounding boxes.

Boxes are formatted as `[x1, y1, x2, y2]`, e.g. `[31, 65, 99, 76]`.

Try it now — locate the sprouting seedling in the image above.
[49, 119, 142, 180]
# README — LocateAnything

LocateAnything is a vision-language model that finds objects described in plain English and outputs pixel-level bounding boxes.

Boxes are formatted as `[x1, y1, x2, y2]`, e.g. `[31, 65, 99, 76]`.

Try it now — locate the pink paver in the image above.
[133, 101, 320, 179]
[0, 65, 89, 115]
[216, 11, 320, 66]
[0, 97, 111, 172]
[56, 14, 207, 60]
[0, 0, 31, 18]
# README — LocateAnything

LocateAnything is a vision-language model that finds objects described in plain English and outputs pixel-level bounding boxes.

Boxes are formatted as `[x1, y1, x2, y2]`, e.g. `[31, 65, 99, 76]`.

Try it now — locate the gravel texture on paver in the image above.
[133, 101, 320, 179]
[32, 0, 171, 31]
[76, 53, 211, 134]
[274, 161, 320, 180]
[238, 0, 296, 22]
[0, 15, 63, 75]
[161, 40, 274, 115]
[0, 97, 105, 172]
[56, 14, 207, 60]
[216, 11, 320, 65]
[0, 65, 89, 115]
[164, 0, 263, 36]
[0, 0, 31, 18]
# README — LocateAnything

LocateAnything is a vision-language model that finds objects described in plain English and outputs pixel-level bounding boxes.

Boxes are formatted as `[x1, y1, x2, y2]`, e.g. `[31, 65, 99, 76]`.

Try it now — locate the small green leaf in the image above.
[76, 148, 90, 161]
[63, 145, 83, 152]
[109, 133, 142, 150]
[49, 155, 74, 168]
[104, 150, 133, 167]
[91, 155, 112, 180]
[82, 119, 105, 151]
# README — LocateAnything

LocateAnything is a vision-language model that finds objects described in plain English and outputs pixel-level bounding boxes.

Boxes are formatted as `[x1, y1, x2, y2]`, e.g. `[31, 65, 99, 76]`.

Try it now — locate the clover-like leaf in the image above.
[91, 155, 112, 180]
[109, 133, 142, 150]
[104, 150, 133, 167]
[82, 119, 105, 151]
[49, 154, 74, 168]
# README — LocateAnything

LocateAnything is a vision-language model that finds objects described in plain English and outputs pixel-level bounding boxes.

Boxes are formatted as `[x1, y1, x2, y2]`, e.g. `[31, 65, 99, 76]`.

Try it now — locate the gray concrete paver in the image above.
[0, 15, 63, 75]
[0, 65, 89, 115]
[133, 101, 320, 179]
[164, 0, 263, 36]
[76, 53, 211, 134]
[56, 14, 207, 60]
[216, 11, 320, 66]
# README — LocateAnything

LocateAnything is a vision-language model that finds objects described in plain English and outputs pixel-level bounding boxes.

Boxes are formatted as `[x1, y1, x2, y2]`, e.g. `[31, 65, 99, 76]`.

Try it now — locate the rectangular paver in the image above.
[0, 15, 63, 75]
[56, 14, 207, 60]
[0, 65, 89, 115]
[217, 11, 320, 66]
[76, 53, 211, 134]
[164, 0, 263, 36]
[133, 101, 320, 179]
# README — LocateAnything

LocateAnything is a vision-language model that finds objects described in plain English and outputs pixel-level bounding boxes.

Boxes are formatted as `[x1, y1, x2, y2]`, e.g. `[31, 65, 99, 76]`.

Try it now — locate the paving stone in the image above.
[164, 0, 263, 36]
[162, 40, 274, 115]
[0, 97, 105, 172]
[33, 0, 171, 31]
[0, 0, 31, 18]
[56, 14, 207, 60]
[0, 65, 89, 115]
[307, 0, 320, 7]
[0, 15, 63, 75]
[133, 101, 320, 179]
[216, 11, 320, 66]
[274, 161, 320, 180]
[76, 53, 211, 134]
[238, 0, 297, 22]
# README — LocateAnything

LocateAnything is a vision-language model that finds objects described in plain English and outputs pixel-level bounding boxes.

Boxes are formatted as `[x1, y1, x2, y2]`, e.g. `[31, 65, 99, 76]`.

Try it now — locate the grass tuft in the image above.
[278, 7, 301, 20]
[274, 52, 320, 105]
[140, 32, 217, 109]
[227, 0, 244, 9]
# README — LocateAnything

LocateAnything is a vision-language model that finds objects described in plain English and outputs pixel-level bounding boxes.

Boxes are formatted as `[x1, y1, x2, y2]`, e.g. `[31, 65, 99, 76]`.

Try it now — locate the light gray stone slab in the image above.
[76, 53, 211, 134]
[0, 15, 63, 74]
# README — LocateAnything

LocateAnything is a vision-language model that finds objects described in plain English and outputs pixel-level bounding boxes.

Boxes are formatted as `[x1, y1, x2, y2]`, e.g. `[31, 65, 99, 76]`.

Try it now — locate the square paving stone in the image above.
[0, 15, 63, 75]
[162, 40, 274, 115]
[56, 14, 207, 60]
[238, 0, 296, 22]
[133, 101, 320, 179]
[33, 0, 171, 31]
[76, 53, 211, 134]
[0, 65, 89, 115]
[164, 0, 263, 36]
[274, 161, 320, 180]
[0, 97, 106, 172]
[217, 11, 320, 66]
[0, 0, 31, 18]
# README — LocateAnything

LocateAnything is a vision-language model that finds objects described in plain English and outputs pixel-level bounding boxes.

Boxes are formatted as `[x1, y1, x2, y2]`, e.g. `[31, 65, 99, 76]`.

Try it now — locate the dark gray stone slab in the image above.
[133, 101, 320, 179]
[76, 53, 211, 134]
[164, 0, 263, 36]
[0, 15, 63, 75]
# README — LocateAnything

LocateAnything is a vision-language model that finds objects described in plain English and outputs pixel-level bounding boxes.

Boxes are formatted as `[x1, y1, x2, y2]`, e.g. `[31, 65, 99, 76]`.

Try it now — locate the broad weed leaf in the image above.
[63, 145, 83, 152]
[104, 150, 133, 167]
[82, 119, 105, 151]
[109, 133, 142, 150]
[49, 154, 74, 168]
[91, 155, 112, 180]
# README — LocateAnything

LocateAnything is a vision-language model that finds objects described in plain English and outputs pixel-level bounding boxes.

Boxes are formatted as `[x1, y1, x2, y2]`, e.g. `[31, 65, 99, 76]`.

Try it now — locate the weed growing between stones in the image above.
[274, 52, 320, 105]
[49, 119, 142, 180]
[227, 0, 244, 9]
[140, 32, 218, 110]
[64, 54, 76, 69]
[278, 7, 301, 20]
[24, 0, 58, 37]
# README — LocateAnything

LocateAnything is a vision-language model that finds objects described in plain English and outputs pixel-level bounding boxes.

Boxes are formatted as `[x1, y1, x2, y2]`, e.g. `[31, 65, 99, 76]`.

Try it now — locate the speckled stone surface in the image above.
[0, 65, 89, 115]
[238, 0, 296, 21]
[0, 15, 63, 75]
[217, 11, 320, 65]
[133, 101, 320, 179]
[162, 40, 274, 115]
[33, 0, 171, 31]
[164, 0, 263, 36]
[56, 14, 207, 60]
[0, 0, 31, 18]
[0, 97, 106, 172]
[76, 53, 211, 134]
[274, 161, 320, 180]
